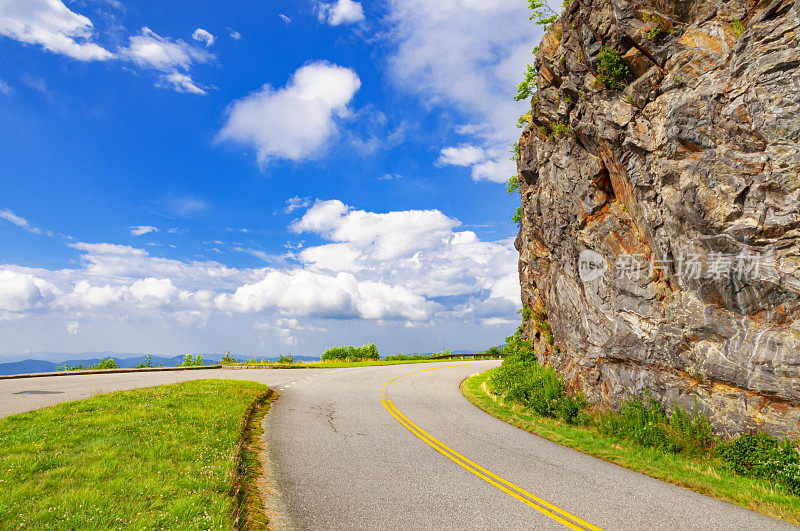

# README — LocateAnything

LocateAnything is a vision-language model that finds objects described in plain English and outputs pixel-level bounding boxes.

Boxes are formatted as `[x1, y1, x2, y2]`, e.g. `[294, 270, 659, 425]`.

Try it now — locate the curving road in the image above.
[0, 362, 792, 530]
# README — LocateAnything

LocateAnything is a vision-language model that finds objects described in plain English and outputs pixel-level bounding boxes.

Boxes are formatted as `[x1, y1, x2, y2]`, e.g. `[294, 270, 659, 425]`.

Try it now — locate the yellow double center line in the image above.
[380, 365, 603, 531]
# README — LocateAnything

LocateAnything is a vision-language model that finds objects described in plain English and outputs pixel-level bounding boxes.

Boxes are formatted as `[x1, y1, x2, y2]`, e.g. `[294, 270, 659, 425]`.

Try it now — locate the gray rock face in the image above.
[516, 0, 800, 435]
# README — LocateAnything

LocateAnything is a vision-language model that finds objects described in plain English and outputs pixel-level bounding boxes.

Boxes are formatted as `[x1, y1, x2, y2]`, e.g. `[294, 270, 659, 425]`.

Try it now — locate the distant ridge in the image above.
[0, 353, 322, 376]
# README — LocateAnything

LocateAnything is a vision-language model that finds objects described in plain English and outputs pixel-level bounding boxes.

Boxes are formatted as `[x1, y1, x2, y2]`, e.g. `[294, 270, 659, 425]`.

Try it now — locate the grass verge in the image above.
[0, 379, 275, 530]
[462, 369, 800, 525]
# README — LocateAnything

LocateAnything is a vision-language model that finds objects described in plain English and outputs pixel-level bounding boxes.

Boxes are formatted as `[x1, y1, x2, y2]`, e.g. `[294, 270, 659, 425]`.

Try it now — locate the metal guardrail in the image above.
[428, 353, 504, 360]
[0, 365, 223, 381]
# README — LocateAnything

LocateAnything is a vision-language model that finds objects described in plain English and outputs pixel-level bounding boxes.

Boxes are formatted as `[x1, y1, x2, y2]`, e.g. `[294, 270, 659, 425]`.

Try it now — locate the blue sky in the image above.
[0, 0, 543, 360]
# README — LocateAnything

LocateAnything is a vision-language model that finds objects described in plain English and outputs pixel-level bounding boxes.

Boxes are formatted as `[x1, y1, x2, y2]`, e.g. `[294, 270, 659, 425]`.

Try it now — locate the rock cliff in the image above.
[515, 0, 800, 435]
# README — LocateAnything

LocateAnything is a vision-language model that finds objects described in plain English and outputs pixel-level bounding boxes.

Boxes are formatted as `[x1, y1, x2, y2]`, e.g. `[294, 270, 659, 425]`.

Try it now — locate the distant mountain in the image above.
[0, 353, 322, 376]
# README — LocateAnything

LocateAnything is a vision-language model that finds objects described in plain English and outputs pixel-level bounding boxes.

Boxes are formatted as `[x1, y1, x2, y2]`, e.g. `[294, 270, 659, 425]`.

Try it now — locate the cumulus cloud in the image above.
[0, 0, 114, 61]
[191, 28, 214, 47]
[217, 62, 361, 164]
[0, 269, 58, 316]
[317, 0, 365, 26]
[1, 201, 518, 347]
[385, 0, 534, 182]
[130, 225, 158, 237]
[291, 200, 519, 306]
[0, 78, 12, 95]
[279, 14, 291, 24]
[226, 27, 241, 40]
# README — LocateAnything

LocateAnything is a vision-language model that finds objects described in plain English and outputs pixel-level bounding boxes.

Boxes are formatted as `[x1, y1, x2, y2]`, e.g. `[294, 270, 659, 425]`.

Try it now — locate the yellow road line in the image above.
[382, 366, 602, 531]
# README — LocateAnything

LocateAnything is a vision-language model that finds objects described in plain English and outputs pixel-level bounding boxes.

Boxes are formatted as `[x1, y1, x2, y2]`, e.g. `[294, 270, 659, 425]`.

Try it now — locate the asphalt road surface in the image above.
[0, 362, 793, 530]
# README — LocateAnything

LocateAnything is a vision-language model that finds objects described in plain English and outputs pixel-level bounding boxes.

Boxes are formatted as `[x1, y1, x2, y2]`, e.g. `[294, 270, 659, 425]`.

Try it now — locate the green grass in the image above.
[462, 370, 800, 525]
[0, 379, 273, 530]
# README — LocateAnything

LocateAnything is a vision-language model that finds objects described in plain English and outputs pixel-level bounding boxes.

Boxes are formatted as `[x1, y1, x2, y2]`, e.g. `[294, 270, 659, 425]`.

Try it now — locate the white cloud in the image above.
[120, 27, 212, 94]
[158, 72, 207, 95]
[0, 78, 12, 95]
[217, 61, 361, 164]
[378, 173, 402, 181]
[317, 0, 365, 26]
[66, 321, 79, 335]
[0, 269, 58, 315]
[130, 225, 158, 237]
[437, 145, 485, 167]
[0, 0, 114, 61]
[166, 197, 207, 216]
[62, 281, 124, 308]
[130, 278, 178, 307]
[283, 196, 312, 214]
[226, 27, 241, 40]
[279, 14, 291, 24]
[0, 209, 52, 236]
[191, 28, 214, 47]
[291, 200, 519, 305]
[385, 0, 535, 182]
[0, 201, 518, 351]
[121, 27, 212, 71]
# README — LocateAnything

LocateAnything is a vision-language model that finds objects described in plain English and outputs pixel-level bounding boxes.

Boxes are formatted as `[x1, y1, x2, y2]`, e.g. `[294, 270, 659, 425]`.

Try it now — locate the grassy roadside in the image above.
[0, 380, 274, 530]
[462, 369, 800, 525]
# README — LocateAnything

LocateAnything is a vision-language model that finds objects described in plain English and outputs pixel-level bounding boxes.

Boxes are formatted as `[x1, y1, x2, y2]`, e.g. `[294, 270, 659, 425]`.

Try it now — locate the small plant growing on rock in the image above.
[509, 141, 520, 162]
[553, 122, 573, 138]
[597, 45, 630, 89]
[506, 175, 520, 195]
[647, 25, 664, 40]
[732, 19, 747, 38]
[512, 207, 523, 227]
[514, 64, 538, 101]
[517, 113, 532, 128]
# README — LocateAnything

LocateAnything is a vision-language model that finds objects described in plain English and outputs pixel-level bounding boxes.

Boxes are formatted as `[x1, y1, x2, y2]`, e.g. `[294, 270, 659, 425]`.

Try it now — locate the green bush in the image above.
[135, 356, 153, 369]
[598, 394, 714, 456]
[597, 45, 630, 89]
[322, 343, 380, 362]
[58, 357, 118, 371]
[277, 354, 296, 364]
[482, 346, 503, 358]
[220, 351, 237, 365]
[177, 354, 204, 367]
[488, 329, 586, 424]
[718, 433, 800, 495]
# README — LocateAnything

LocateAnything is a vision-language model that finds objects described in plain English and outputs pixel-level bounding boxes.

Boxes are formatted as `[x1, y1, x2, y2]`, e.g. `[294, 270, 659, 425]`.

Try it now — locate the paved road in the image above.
[0, 363, 793, 530]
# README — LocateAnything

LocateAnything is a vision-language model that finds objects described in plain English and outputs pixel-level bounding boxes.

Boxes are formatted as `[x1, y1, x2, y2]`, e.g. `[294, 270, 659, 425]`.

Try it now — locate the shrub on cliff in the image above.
[321, 343, 380, 362]
[596, 45, 630, 89]
[488, 329, 586, 424]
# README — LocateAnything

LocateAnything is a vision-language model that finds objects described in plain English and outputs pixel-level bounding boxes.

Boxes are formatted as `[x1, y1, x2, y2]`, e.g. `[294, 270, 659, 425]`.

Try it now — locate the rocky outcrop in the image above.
[515, 0, 800, 436]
